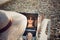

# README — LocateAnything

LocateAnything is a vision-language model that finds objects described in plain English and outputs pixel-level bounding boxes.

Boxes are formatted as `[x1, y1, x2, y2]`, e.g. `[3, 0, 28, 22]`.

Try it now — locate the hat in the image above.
[0, 10, 27, 40]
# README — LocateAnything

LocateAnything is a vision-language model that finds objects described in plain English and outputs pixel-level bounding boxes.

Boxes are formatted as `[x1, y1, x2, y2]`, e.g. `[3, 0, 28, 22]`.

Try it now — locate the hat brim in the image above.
[0, 10, 27, 40]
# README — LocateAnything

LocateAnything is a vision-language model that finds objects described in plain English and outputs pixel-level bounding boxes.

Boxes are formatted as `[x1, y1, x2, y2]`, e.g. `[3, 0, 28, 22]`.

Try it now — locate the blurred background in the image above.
[0, 0, 60, 40]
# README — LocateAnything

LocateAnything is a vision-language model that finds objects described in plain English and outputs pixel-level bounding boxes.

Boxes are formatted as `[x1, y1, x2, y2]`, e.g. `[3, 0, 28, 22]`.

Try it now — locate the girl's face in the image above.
[27, 17, 34, 24]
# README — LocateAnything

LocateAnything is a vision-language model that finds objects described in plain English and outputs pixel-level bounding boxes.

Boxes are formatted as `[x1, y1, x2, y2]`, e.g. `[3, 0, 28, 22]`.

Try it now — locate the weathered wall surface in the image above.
[0, 0, 58, 14]
[0, 0, 60, 40]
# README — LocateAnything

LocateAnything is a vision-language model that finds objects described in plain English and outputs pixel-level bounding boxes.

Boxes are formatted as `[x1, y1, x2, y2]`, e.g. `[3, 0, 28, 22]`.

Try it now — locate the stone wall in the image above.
[0, 0, 57, 14]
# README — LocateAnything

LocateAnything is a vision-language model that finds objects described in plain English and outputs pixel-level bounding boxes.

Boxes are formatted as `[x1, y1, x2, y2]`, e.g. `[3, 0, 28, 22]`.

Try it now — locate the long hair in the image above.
[27, 15, 37, 28]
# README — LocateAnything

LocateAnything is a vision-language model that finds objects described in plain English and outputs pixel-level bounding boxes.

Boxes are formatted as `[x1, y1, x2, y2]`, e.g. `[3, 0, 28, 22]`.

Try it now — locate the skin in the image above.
[27, 17, 34, 28]
[27, 32, 33, 40]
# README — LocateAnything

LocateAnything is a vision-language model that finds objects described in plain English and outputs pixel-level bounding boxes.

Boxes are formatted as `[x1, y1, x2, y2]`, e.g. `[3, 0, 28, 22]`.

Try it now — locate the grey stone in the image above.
[0, 0, 11, 5]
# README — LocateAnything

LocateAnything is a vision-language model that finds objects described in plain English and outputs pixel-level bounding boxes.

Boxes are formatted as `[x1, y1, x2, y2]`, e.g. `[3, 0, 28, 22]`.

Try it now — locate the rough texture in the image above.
[0, 0, 60, 40]
[0, 0, 11, 5]
[0, 0, 52, 14]
[0, 0, 59, 14]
